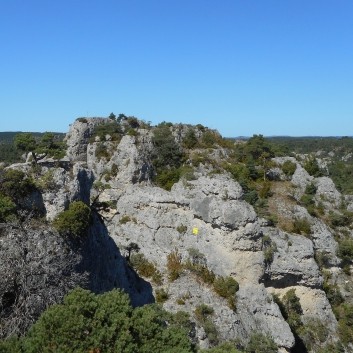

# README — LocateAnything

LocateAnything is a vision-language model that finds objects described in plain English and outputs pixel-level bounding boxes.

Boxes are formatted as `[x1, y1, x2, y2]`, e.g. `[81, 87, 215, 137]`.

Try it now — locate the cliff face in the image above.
[1, 118, 352, 351]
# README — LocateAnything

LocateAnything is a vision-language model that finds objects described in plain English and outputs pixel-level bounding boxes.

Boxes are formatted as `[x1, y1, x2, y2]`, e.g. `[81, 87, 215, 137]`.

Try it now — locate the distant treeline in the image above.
[267, 136, 353, 157]
[0, 132, 65, 163]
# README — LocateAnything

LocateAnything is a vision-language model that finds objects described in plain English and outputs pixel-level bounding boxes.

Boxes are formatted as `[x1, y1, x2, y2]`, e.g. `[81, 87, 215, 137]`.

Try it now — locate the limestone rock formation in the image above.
[2, 117, 352, 351]
[65, 118, 111, 162]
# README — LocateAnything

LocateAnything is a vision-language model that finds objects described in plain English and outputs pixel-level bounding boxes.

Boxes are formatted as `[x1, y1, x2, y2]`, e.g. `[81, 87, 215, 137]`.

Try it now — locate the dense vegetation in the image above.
[0, 168, 37, 222]
[0, 287, 282, 353]
[0, 132, 65, 164]
[269, 136, 353, 194]
[0, 287, 196, 353]
[53, 201, 92, 237]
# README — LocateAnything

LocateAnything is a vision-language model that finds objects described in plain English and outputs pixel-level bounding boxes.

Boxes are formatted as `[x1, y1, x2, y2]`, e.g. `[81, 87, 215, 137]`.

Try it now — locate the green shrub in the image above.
[245, 333, 277, 353]
[297, 317, 329, 352]
[1, 169, 36, 199]
[167, 249, 183, 281]
[119, 215, 131, 224]
[52, 201, 91, 237]
[265, 213, 278, 226]
[130, 254, 153, 275]
[176, 224, 188, 233]
[244, 190, 258, 206]
[258, 180, 271, 199]
[300, 193, 315, 206]
[304, 157, 324, 177]
[187, 248, 206, 265]
[213, 276, 239, 299]
[262, 235, 278, 265]
[0, 195, 16, 222]
[337, 238, 353, 260]
[169, 311, 193, 331]
[292, 217, 311, 237]
[323, 281, 344, 307]
[155, 288, 169, 303]
[329, 211, 353, 227]
[201, 132, 217, 147]
[282, 160, 297, 177]
[194, 303, 214, 324]
[7, 287, 195, 353]
[76, 117, 87, 123]
[305, 182, 317, 195]
[92, 121, 123, 142]
[314, 250, 330, 269]
[127, 128, 139, 136]
[213, 276, 239, 311]
[204, 319, 219, 346]
[183, 128, 198, 149]
[95, 142, 110, 160]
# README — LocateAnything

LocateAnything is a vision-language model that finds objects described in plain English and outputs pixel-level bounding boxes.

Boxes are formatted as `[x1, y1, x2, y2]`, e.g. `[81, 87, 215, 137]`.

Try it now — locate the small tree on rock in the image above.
[14, 132, 66, 164]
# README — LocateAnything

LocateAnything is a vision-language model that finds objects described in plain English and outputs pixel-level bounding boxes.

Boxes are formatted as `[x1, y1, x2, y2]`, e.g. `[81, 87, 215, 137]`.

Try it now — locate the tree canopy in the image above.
[0, 287, 196, 353]
[14, 132, 66, 164]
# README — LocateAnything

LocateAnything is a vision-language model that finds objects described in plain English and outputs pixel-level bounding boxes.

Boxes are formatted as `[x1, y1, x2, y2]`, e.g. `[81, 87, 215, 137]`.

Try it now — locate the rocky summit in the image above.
[1, 117, 353, 352]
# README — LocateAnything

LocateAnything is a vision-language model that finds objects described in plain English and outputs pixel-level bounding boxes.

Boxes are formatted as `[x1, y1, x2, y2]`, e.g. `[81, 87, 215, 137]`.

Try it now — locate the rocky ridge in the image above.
[1, 117, 352, 352]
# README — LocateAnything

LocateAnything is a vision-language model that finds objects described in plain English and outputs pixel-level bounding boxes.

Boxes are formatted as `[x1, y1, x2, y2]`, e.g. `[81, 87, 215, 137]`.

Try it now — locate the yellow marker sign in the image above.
[193, 227, 199, 235]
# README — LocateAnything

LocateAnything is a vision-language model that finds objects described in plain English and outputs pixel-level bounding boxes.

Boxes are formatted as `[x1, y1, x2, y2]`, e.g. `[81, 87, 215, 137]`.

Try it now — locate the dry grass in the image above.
[267, 181, 297, 232]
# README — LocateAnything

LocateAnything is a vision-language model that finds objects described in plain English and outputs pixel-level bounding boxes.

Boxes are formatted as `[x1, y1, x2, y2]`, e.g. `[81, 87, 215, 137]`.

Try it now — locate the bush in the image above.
[1, 169, 36, 200]
[53, 201, 91, 237]
[337, 238, 353, 260]
[194, 303, 214, 324]
[155, 288, 169, 303]
[258, 181, 271, 199]
[76, 117, 87, 123]
[213, 276, 239, 299]
[292, 217, 311, 237]
[282, 160, 297, 177]
[119, 215, 131, 224]
[204, 319, 219, 346]
[329, 211, 353, 227]
[0, 195, 16, 222]
[187, 248, 206, 266]
[213, 276, 239, 310]
[244, 190, 258, 206]
[183, 128, 198, 149]
[6, 287, 195, 353]
[130, 254, 154, 275]
[167, 249, 183, 281]
[127, 128, 139, 136]
[323, 282, 344, 307]
[92, 121, 122, 142]
[95, 142, 110, 160]
[176, 224, 188, 233]
[245, 333, 277, 353]
[262, 236, 277, 265]
[305, 182, 317, 195]
[304, 157, 324, 177]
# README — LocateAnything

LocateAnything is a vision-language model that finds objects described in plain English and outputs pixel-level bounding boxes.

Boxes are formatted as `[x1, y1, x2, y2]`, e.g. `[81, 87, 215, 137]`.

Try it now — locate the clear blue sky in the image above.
[0, 1, 352, 137]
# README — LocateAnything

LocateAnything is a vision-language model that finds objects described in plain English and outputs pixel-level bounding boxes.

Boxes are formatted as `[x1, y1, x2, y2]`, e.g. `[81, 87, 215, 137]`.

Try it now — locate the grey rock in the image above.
[236, 284, 295, 349]
[65, 118, 111, 161]
[261, 228, 323, 288]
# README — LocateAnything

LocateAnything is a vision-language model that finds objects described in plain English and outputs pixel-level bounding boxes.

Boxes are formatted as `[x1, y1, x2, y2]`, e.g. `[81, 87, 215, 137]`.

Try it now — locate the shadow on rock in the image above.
[77, 212, 154, 307]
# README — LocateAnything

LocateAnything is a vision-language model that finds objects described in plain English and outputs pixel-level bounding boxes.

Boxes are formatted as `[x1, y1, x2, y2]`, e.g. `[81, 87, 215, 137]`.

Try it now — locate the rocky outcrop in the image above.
[87, 132, 153, 186]
[0, 213, 153, 339]
[65, 118, 111, 162]
[2, 119, 350, 351]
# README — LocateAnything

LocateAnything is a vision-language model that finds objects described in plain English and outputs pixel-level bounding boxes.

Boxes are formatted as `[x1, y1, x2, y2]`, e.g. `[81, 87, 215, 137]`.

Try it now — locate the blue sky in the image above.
[0, 1, 352, 137]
